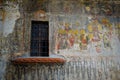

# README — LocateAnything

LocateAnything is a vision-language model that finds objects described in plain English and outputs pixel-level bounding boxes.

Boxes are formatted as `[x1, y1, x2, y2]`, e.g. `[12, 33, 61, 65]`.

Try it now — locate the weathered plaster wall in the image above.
[48, 0, 120, 56]
[0, 1, 21, 79]
[0, 0, 120, 80]
[3, 2, 20, 36]
[6, 56, 120, 80]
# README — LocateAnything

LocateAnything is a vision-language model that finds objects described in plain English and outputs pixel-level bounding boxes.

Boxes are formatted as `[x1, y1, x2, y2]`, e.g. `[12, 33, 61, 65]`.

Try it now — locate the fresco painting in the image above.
[48, 0, 120, 55]
[0, 1, 119, 80]
[54, 15, 119, 55]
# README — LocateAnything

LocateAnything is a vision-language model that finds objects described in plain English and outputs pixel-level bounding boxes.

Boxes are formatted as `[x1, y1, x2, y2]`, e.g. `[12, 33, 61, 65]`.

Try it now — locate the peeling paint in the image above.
[0, 0, 119, 80]
[2, 2, 20, 37]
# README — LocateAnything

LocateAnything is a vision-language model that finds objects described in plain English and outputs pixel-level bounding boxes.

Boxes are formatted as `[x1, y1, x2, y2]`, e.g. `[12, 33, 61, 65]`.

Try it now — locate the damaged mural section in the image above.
[48, 0, 120, 56]
[0, 2, 22, 80]
[0, 0, 120, 80]
[50, 15, 120, 56]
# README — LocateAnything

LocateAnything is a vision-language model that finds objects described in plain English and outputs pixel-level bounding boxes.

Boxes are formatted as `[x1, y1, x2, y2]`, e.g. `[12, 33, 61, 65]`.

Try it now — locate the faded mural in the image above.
[48, 0, 120, 56]
[52, 16, 120, 55]
[0, 0, 120, 80]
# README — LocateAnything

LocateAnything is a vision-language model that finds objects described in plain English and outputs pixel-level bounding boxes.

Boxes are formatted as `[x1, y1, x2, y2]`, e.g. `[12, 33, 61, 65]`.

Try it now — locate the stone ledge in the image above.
[11, 57, 66, 64]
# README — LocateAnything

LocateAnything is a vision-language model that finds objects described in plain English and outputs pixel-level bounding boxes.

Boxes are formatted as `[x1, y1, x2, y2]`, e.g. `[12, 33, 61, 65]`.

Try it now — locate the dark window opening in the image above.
[30, 21, 49, 57]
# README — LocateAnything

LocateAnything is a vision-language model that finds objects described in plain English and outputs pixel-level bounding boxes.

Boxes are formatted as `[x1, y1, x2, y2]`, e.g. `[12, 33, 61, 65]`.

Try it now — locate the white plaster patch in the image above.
[3, 2, 20, 37]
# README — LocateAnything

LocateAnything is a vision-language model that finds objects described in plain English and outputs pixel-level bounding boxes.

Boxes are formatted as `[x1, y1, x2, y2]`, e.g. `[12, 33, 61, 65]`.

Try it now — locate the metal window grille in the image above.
[30, 21, 49, 56]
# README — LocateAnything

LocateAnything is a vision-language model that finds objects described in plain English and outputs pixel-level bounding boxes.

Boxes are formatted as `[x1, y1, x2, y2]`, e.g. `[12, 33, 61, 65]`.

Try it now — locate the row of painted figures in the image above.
[54, 18, 118, 53]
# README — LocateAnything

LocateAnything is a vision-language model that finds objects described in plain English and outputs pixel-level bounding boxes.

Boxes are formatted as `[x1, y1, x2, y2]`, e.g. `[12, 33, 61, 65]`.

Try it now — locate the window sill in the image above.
[11, 57, 66, 64]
